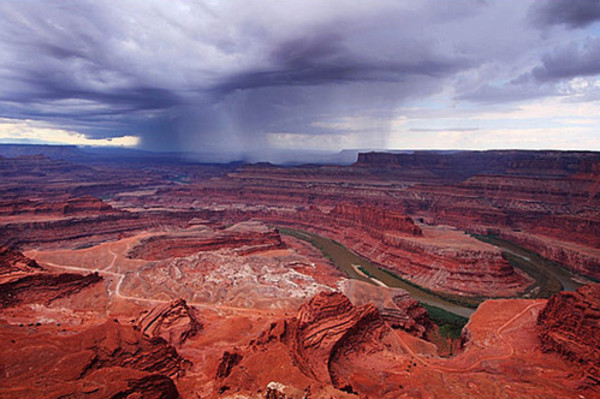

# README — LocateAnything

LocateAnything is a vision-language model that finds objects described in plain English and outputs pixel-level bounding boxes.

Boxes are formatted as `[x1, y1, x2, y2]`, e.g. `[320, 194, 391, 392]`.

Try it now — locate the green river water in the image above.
[280, 228, 475, 317]
[281, 228, 590, 319]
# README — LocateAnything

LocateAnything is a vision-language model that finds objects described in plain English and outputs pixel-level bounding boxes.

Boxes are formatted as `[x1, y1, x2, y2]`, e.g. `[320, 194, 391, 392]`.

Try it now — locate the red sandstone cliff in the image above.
[330, 204, 423, 236]
[0, 247, 102, 308]
[242, 205, 532, 298]
[0, 246, 42, 277]
[134, 298, 203, 346]
[185, 151, 600, 280]
[215, 292, 392, 397]
[0, 208, 212, 250]
[127, 221, 284, 260]
[538, 283, 600, 386]
[354, 150, 600, 179]
[0, 196, 117, 217]
[0, 320, 186, 398]
[0, 271, 102, 308]
[341, 280, 433, 339]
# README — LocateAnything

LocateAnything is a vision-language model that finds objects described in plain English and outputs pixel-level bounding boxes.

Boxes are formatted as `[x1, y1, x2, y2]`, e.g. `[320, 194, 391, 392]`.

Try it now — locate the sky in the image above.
[1, 0, 600, 160]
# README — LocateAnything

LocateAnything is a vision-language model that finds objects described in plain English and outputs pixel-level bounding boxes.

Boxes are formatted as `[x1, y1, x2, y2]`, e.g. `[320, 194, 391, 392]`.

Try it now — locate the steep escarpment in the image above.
[354, 150, 600, 179]
[181, 150, 600, 280]
[0, 320, 186, 398]
[127, 221, 284, 260]
[0, 208, 216, 250]
[498, 231, 600, 281]
[416, 173, 600, 279]
[239, 205, 532, 298]
[538, 283, 600, 385]
[134, 298, 203, 346]
[215, 292, 393, 397]
[291, 291, 387, 383]
[0, 196, 117, 217]
[76, 320, 189, 377]
[0, 153, 188, 201]
[0, 271, 102, 308]
[0, 246, 42, 277]
[0, 247, 102, 308]
[1, 148, 599, 398]
[341, 280, 433, 339]
[330, 203, 422, 236]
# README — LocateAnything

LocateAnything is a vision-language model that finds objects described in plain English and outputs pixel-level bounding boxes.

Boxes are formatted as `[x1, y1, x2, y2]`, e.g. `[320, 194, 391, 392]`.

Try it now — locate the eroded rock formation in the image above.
[0, 247, 102, 308]
[246, 205, 532, 298]
[0, 246, 42, 277]
[0, 209, 204, 250]
[1, 148, 599, 398]
[538, 283, 600, 385]
[341, 280, 433, 338]
[0, 320, 186, 398]
[0, 271, 102, 308]
[330, 203, 422, 236]
[0, 196, 117, 217]
[127, 221, 284, 260]
[134, 298, 203, 346]
[216, 292, 392, 396]
[187, 150, 600, 280]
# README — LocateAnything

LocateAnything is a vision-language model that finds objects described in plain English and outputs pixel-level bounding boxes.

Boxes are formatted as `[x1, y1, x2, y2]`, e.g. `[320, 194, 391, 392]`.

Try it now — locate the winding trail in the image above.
[28, 239, 552, 381]
[103, 247, 118, 271]
[393, 301, 546, 373]
[37, 255, 282, 317]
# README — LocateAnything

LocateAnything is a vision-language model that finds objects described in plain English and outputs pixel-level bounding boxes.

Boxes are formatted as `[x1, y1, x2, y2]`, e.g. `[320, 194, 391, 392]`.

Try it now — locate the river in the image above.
[281, 228, 475, 318]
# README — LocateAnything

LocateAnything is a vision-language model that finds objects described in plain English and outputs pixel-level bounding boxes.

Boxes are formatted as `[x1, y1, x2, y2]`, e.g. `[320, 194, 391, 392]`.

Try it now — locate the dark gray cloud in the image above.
[213, 30, 472, 94]
[459, 34, 600, 104]
[462, 36, 600, 103]
[0, 0, 599, 157]
[457, 79, 558, 104]
[532, 38, 600, 81]
[529, 0, 600, 29]
[0, 0, 484, 153]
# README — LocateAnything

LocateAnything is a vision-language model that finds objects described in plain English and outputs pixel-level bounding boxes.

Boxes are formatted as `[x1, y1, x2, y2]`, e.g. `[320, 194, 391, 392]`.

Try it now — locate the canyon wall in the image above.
[538, 283, 600, 385]
[221, 204, 532, 298]
[181, 151, 600, 280]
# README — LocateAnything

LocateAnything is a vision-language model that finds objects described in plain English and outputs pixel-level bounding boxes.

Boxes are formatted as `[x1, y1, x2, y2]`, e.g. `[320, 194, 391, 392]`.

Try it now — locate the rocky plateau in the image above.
[1, 147, 599, 398]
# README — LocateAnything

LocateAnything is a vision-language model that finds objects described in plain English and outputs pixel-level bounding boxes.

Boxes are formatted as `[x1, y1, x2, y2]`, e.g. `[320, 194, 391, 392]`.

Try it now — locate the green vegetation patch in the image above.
[421, 303, 468, 339]
[357, 265, 375, 278]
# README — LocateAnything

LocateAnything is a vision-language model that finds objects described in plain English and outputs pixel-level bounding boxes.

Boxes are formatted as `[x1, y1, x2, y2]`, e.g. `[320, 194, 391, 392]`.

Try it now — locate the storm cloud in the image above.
[1, 0, 600, 158]
[532, 38, 600, 82]
[529, 0, 600, 29]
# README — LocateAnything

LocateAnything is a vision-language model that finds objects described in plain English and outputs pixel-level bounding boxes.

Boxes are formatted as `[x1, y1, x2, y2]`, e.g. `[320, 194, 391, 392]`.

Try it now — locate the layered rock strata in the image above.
[0, 271, 102, 308]
[216, 292, 392, 396]
[134, 298, 203, 346]
[0, 196, 117, 217]
[341, 280, 433, 338]
[0, 247, 102, 308]
[230, 206, 532, 297]
[127, 221, 284, 260]
[0, 207, 218, 250]
[0, 320, 186, 398]
[180, 151, 600, 279]
[538, 283, 600, 385]
[0, 246, 42, 278]
[330, 204, 422, 236]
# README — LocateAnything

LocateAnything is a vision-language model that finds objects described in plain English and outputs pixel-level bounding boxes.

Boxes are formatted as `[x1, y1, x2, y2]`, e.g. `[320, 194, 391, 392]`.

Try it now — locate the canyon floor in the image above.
[1, 147, 599, 398]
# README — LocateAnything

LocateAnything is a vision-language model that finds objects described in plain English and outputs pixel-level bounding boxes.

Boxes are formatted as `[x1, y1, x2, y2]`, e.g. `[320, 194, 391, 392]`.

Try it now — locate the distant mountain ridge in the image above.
[354, 150, 600, 179]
